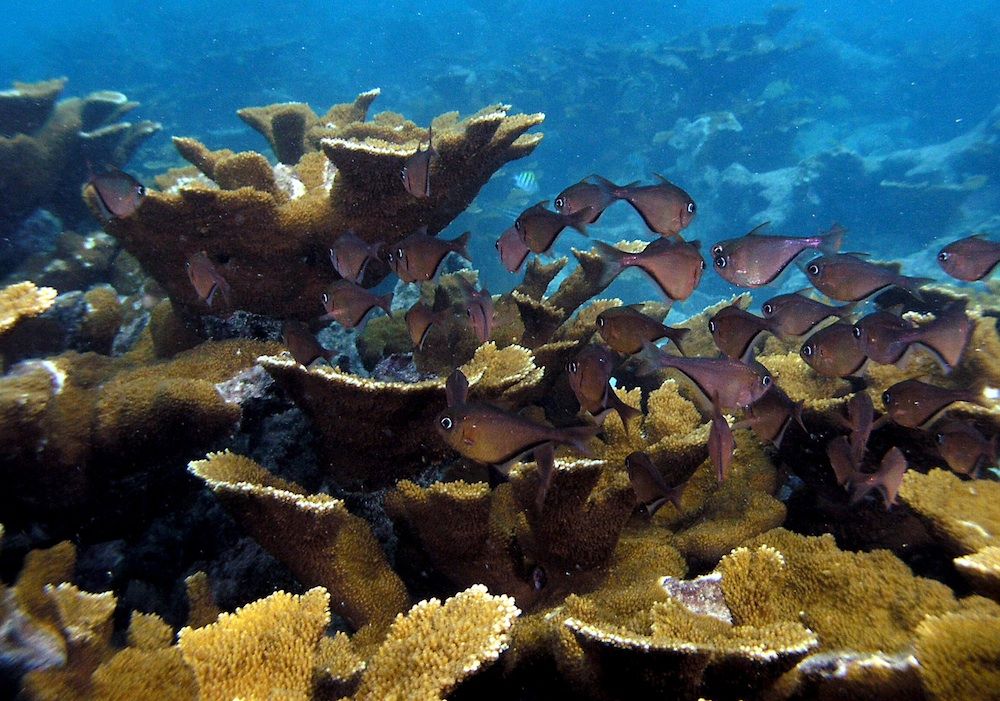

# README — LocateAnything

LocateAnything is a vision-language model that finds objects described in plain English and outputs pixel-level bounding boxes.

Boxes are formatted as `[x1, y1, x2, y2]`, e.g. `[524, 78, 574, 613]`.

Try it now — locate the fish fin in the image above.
[533, 442, 555, 513]
[567, 207, 591, 235]
[652, 172, 674, 184]
[645, 497, 669, 517]
[379, 292, 394, 316]
[587, 174, 621, 192]
[834, 301, 858, 319]
[745, 221, 772, 236]
[608, 387, 643, 433]
[634, 341, 673, 376]
[897, 274, 934, 299]
[826, 436, 857, 487]
[853, 446, 908, 510]
[445, 369, 469, 407]
[911, 300, 971, 373]
[451, 231, 472, 261]
[205, 283, 219, 308]
[558, 424, 602, 457]
[666, 326, 691, 356]
[590, 240, 629, 288]
[820, 223, 847, 254]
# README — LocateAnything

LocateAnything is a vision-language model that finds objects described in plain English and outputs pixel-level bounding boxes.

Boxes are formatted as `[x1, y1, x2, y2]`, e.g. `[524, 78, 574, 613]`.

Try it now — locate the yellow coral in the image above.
[126, 612, 174, 650]
[184, 571, 220, 629]
[352, 584, 520, 701]
[898, 468, 1000, 555]
[90, 647, 196, 701]
[954, 546, 1000, 601]
[914, 597, 1000, 701]
[177, 587, 330, 701]
[189, 451, 409, 631]
[0, 281, 57, 335]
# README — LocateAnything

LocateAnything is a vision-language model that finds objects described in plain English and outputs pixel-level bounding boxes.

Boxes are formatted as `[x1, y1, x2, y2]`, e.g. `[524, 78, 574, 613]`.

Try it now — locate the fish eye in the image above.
[321, 293, 329, 304]
[466, 308, 473, 317]
[801, 344, 814, 357]
[596, 317, 604, 327]
[137, 185, 146, 196]
[851, 326, 862, 339]
[882, 391, 891, 405]
[714, 256, 727, 269]
[567, 361, 578, 374]
[762, 303, 773, 315]
[761, 375, 772, 387]
[700, 260, 706, 270]
[555, 197, 565, 209]
[687, 201, 696, 214]
[439, 416, 454, 430]
[711, 244, 723, 257]
[514, 219, 522, 232]
[396, 248, 404, 259]
[495, 239, 501, 250]
[708, 320, 716, 333]
[935, 432, 945, 444]
[807, 263, 820, 276]
[937, 251, 949, 261]
[400, 167, 407, 181]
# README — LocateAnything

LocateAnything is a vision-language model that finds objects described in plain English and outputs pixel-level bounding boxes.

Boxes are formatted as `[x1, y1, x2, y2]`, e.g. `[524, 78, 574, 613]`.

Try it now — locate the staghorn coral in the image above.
[94, 92, 543, 320]
[177, 587, 330, 701]
[188, 451, 409, 632]
[260, 341, 545, 487]
[351, 584, 520, 701]
[0, 78, 159, 235]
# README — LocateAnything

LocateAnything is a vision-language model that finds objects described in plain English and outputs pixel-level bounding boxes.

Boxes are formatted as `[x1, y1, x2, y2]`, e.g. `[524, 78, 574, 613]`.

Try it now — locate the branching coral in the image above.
[94, 92, 542, 320]
[0, 281, 58, 337]
[0, 78, 159, 233]
[188, 450, 409, 632]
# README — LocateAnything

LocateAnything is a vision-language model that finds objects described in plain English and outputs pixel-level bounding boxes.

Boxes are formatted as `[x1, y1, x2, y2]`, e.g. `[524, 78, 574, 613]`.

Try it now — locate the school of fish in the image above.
[88, 147, 1000, 518]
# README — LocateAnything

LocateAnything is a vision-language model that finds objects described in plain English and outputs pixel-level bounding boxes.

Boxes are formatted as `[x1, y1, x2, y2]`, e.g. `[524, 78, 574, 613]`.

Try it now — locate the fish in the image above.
[826, 435, 857, 488]
[853, 301, 971, 373]
[591, 174, 696, 238]
[457, 276, 495, 345]
[848, 446, 908, 510]
[511, 170, 539, 196]
[732, 385, 804, 449]
[804, 254, 932, 302]
[882, 379, 986, 429]
[799, 323, 868, 378]
[708, 305, 776, 362]
[554, 176, 630, 224]
[760, 292, 855, 339]
[401, 125, 437, 198]
[592, 238, 706, 302]
[329, 230, 383, 284]
[566, 344, 642, 428]
[88, 165, 146, 219]
[513, 201, 590, 254]
[320, 279, 392, 329]
[711, 223, 844, 288]
[282, 321, 334, 365]
[625, 451, 685, 516]
[637, 342, 773, 411]
[934, 421, 998, 476]
[596, 305, 689, 356]
[496, 225, 531, 273]
[937, 234, 1000, 282]
[436, 369, 600, 469]
[387, 228, 471, 283]
[708, 394, 734, 484]
[185, 251, 231, 308]
[836, 392, 886, 466]
[404, 301, 448, 350]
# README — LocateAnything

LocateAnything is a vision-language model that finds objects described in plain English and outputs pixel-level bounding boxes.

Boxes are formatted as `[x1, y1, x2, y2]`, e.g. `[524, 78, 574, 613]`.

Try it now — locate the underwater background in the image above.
[2, 2, 1000, 700]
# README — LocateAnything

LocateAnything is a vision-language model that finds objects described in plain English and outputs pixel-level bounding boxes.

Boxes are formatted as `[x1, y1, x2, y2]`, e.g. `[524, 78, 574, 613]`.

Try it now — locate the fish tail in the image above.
[609, 387, 643, 432]
[664, 326, 691, 356]
[914, 301, 971, 373]
[452, 231, 472, 261]
[634, 341, 674, 376]
[379, 292, 394, 316]
[587, 173, 621, 194]
[834, 301, 857, 319]
[558, 424, 602, 457]
[897, 274, 934, 299]
[820, 223, 847, 254]
[590, 240, 628, 288]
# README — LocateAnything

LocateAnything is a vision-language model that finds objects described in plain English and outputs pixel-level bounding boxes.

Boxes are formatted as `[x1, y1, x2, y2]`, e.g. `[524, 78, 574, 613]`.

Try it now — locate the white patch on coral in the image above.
[272, 163, 306, 200]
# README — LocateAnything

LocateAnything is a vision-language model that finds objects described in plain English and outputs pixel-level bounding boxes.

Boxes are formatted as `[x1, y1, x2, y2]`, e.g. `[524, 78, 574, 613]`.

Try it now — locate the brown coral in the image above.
[189, 450, 409, 632]
[0, 78, 159, 230]
[914, 597, 1000, 701]
[96, 92, 543, 320]
[0, 281, 57, 336]
[898, 468, 1000, 555]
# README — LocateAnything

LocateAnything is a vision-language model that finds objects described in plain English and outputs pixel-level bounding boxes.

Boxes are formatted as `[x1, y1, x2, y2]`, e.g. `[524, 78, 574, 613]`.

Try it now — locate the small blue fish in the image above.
[511, 170, 539, 196]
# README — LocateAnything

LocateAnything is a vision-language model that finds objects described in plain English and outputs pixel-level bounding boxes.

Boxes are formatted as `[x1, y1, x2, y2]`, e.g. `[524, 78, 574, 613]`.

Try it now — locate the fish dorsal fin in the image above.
[746, 221, 771, 236]
[653, 172, 674, 185]
[446, 369, 469, 407]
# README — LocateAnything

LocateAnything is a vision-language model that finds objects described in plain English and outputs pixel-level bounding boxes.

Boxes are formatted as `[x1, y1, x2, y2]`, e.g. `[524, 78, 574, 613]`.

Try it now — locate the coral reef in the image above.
[92, 92, 543, 320]
[0, 79, 160, 255]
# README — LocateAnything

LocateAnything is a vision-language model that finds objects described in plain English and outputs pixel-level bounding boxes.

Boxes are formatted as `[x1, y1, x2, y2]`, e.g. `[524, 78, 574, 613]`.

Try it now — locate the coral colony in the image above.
[1, 74, 999, 701]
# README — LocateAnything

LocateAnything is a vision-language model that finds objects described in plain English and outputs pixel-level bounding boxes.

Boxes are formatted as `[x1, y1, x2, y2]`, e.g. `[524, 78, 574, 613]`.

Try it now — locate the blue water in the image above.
[3, 1, 998, 297]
